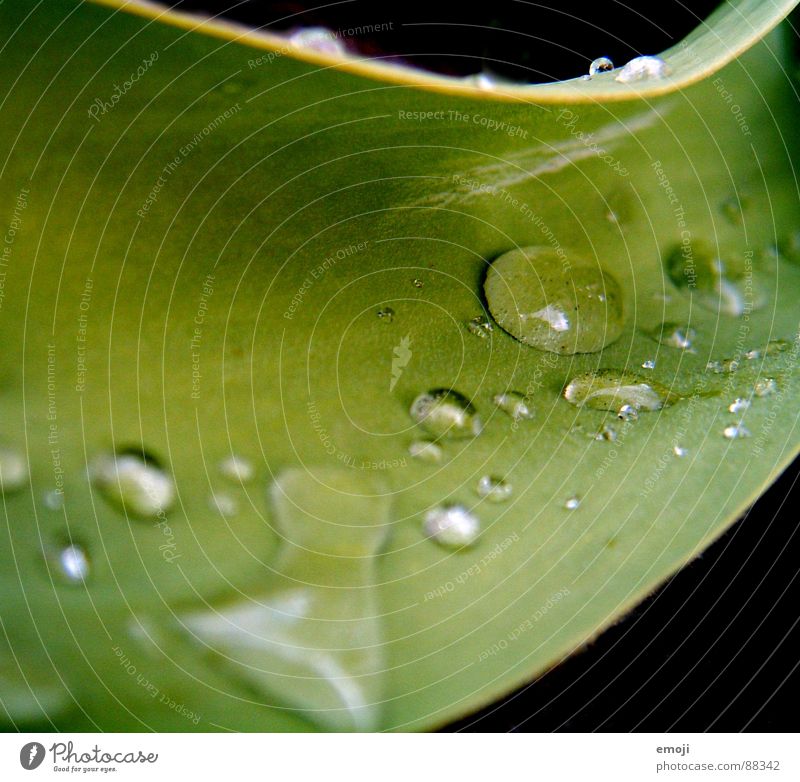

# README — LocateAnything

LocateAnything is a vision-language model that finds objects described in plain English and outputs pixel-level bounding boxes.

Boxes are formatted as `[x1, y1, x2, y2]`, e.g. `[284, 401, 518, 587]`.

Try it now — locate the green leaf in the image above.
[1, 0, 799, 731]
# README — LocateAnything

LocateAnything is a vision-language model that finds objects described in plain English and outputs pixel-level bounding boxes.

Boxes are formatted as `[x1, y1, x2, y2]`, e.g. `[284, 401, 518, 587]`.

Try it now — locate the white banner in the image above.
[0, 733, 795, 781]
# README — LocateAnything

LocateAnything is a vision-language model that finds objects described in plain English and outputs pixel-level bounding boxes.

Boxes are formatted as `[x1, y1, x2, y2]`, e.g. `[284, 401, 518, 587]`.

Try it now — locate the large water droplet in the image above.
[589, 56, 614, 76]
[175, 467, 390, 732]
[493, 391, 533, 422]
[0, 448, 28, 493]
[423, 504, 480, 549]
[615, 55, 670, 83]
[218, 455, 255, 484]
[563, 370, 677, 411]
[466, 315, 493, 339]
[90, 451, 175, 519]
[476, 475, 512, 503]
[410, 389, 482, 439]
[408, 439, 444, 463]
[485, 246, 624, 354]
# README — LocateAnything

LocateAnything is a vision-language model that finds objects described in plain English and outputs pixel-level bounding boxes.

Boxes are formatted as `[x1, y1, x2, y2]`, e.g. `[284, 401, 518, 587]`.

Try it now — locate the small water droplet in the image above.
[728, 397, 751, 414]
[208, 492, 238, 517]
[723, 423, 751, 440]
[615, 55, 670, 83]
[642, 359, 656, 370]
[476, 475, 512, 503]
[423, 504, 480, 548]
[410, 389, 482, 439]
[43, 490, 64, 511]
[412, 278, 424, 289]
[706, 358, 739, 374]
[617, 404, 639, 422]
[0, 448, 28, 493]
[90, 451, 175, 519]
[466, 315, 493, 339]
[408, 439, 443, 463]
[54, 543, 90, 584]
[589, 56, 614, 76]
[754, 377, 778, 397]
[493, 391, 533, 422]
[564, 495, 581, 510]
[744, 349, 761, 361]
[650, 322, 696, 350]
[564, 369, 677, 411]
[594, 424, 618, 442]
[219, 455, 255, 484]
[673, 444, 689, 457]
[485, 246, 625, 355]
[289, 27, 346, 56]
[377, 307, 395, 322]
[464, 71, 501, 89]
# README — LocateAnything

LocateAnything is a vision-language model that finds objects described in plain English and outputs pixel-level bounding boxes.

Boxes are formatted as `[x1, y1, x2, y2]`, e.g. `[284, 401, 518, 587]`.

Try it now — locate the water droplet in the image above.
[563, 369, 677, 411]
[289, 27, 346, 56]
[208, 492, 238, 517]
[744, 349, 761, 361]
[589, 56, 614, 76]
[673, 444, 689, 457]
[43, 490, 64, 511]
[485, 246, 624, 354]
[723, 423, 751, 440]
[564, 495, 581, 510]
[706, 358, 739, 374]
[476, 475, 512, 503]
[412, 278, 424, 289]
[493, 391, 533, 422]
[615, 55, 670, 83]
[754, 377, 778, 397]
[408, 439, 443, 463]
[617, 404, 639, 422]
[90, 451, 175, 519]
[642, 359, 656, 369]
[466, 315, 493, 339]
[218, 455, 255, 484]
[728, 398, 751, 414]
[650, 322, 696, 350]
[423, 505, 480, 548]
[410, 389, 482, 439]
[594, 424, 618, 442]
[464, 71, 502, 89]
[665, 242, 747, 316]
[377, 307, 395, 322]
[54, 543, 90, 584]
[0, 448, 28, 493]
